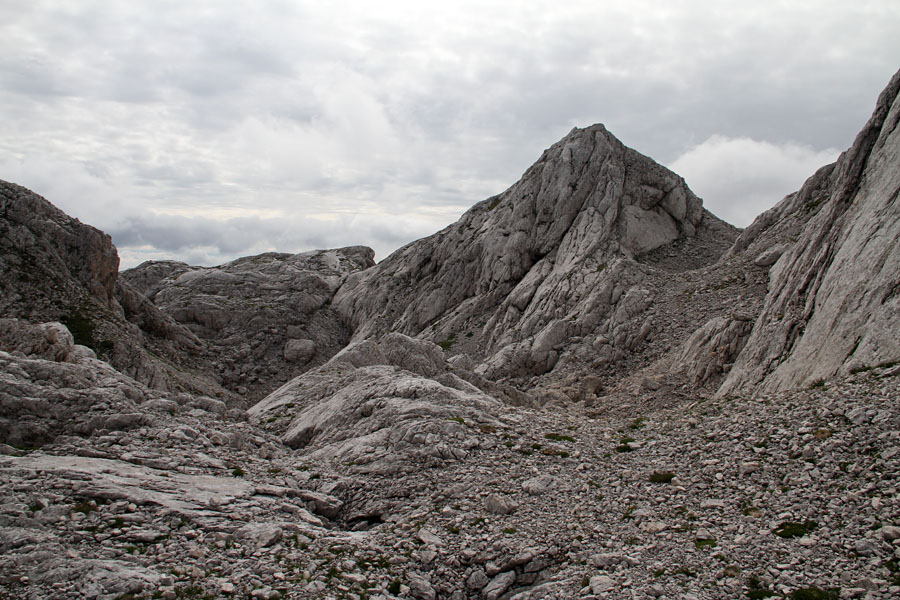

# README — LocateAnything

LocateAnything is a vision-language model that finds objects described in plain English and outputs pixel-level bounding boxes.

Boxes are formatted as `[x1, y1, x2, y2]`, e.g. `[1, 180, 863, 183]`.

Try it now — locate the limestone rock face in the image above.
[249, 333, 509, 475]
[334, 125, 727, 387]
[123, 247, 375, 402]
[2, 70, 900, 600]
[670, 316, 754, 386]
[0, 182, 200, 393]
[719, 68, 900, 394]
[0, 348, 153, 447]
[0, 319, 94, 364]
[0, 180, 119, 316]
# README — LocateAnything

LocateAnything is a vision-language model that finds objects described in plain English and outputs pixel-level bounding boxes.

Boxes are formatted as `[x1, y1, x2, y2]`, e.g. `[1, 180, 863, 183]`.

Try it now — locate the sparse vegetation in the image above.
[746, 575, 775, 599]
[789, 587, 839, 600]
[62, 307, 115, 357]
[774, 520, 817, 538]
[648, 470, 675, 483]
[541, 447, 570, 457]
[813, 428, 833, 440]
[742, 505, 762, 518]
[72, 501, 98, 515]
[616, 436, 636, 452]
[437, 335, 457, 351]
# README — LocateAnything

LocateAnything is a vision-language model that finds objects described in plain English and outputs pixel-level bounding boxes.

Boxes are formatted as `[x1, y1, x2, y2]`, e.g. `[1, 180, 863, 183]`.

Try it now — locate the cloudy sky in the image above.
[2, 1, 898, 268]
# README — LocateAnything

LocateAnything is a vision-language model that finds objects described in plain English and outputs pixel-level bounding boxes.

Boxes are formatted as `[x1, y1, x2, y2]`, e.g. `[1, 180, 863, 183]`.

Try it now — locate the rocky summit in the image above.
[0, 68, 899, 600]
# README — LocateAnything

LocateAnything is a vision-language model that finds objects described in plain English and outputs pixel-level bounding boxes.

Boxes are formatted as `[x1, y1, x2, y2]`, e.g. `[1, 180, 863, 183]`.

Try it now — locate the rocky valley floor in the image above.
[2, 351, 898, 600]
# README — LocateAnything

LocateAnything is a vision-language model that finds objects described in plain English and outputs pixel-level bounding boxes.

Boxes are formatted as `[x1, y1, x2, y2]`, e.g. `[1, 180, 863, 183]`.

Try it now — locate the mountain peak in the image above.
[333, 122, 735, 390]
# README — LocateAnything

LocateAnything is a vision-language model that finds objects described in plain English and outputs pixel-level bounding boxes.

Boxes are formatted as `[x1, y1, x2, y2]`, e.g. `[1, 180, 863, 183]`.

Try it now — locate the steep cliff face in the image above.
[0, 181, 235, 399]
[718, 68, 900, 394]
[1, 181, 119, 319]
[0, 181, 173, 389]
[334, 125, 737, 389]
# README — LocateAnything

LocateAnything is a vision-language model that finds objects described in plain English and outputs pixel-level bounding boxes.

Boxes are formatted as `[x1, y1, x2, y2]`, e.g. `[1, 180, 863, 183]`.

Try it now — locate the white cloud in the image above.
[668, 136, 840, 227]
[1, 0, 898, 267]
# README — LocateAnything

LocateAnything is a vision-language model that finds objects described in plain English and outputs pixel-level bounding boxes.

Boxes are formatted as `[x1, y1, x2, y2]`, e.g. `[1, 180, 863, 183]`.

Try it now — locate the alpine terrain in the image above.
[0, 68, 899, 600]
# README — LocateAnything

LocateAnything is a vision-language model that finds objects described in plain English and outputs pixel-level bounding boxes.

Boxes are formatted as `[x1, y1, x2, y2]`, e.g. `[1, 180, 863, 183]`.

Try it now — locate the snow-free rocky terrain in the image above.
[0, 67, 899, 600]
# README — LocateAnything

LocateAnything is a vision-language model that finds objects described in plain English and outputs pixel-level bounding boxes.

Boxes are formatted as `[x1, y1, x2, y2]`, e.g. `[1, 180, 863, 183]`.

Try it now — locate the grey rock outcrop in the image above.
[0, 181, 118, 316]
[123, 247, 375, 402]
[0, 318, 95, 364]
[670, 316, 754, 386]
[0, 346, 154, 447]
[0, 181, 228, 399]
[249, 333, 509, 475]
[719, 68, 900, 394]
[3, 68, 900, 600]
[334, 125, 736, 390]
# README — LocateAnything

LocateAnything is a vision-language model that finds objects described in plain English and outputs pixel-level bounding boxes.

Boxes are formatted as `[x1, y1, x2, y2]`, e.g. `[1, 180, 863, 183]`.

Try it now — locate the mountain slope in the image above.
[0, 181, 205, 393]
[334, 124, 739, 395]
[2, 68, 900, 600]
[718, 68, 900, 394]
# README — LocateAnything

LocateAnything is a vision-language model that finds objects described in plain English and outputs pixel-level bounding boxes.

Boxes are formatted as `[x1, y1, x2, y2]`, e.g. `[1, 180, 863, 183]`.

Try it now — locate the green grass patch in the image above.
[746, 576, 774, 599]
[436, 335, 457, 351]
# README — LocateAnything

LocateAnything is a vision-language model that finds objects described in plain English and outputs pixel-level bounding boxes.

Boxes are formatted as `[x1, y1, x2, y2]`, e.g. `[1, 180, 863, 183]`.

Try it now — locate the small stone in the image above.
[589, 575, 615, 594]
[847, 407, 868, 425]
[522, 475, 560, 495]
[739, 461, 761, 475]
[643, 521, 668, 534]
[485, 494, 516, 515]
[483, 571, 516, 600]
[854, 539, 878, 556]
[417, 528, 444, 546]
[591, 552, 625, 568]
[467, 569, 489, 591]
[408, 575, 436, 600]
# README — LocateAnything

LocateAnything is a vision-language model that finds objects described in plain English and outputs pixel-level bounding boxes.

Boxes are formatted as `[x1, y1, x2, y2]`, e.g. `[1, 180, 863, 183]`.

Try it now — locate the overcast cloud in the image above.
[1, 1, 898, 268]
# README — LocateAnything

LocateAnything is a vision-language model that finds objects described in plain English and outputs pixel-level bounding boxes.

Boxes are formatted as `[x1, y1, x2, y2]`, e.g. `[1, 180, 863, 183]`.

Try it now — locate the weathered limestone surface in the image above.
[123, 247, 375, 402]
[2, 66, 900, 600]
[719, 68, 900, 394]
[334, 125, 732, 387]
[0, 182, 225, 396]
[0, 181, 119, 316]
[249, 333, 511, 475]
